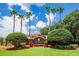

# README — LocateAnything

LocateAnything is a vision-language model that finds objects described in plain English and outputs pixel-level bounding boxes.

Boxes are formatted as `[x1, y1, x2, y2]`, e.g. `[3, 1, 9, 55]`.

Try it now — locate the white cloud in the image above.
[21, 6, 30, 12]
[7, 3, 45, 12]
[30, 25, 36, 29]
[36, 21, 46, 28]
[45, 13, 55, 25]
[0, 14, 36, 37]
[7, 3, 18, 10]
[7, 3, 31, 12]
[30, 15, 35, 20]
[20, 4, 30, 12]
[0, 16, 28, 37]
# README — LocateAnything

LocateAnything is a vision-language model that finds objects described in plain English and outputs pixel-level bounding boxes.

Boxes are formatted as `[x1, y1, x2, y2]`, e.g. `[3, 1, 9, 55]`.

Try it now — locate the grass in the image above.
[0, 47, 79, 56]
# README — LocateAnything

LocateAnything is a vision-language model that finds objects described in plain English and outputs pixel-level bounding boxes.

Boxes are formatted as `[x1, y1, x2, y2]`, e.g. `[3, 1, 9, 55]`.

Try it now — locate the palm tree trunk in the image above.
[13, 15, 15, 32]
[54, 15, 56, 29]
[48, 13, 51, 32]
[60, 13, 61, 22]
[5, 40, 7, 46]
[29, 18, 31, 36]
[1, 42, 3, 46]
[1, 40, 3, 46]
[60, 13, 62, 28]
[54, 15, 55, 25]
[20, 19, 22, 32]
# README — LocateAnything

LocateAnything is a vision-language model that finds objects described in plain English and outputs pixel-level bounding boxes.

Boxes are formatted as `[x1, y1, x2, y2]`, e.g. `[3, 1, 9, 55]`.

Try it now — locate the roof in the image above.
[26, 34, 46, 39]
[30, 34, 45, 38]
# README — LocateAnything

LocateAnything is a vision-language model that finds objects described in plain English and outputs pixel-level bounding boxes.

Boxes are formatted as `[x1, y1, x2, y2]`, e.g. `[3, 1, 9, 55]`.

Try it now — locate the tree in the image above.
[10, 10, 18, 32]
[40, 27, 49, 35]
[58, 7, 64, 22]
[45, 5, 51, 32]
[0, 37, 3, 46]
[18, 14, 25, 33]
[62, 10, 79, 45]
[26, 12, 32, 36]
[40, 20, 61, 35]
[6, 32, 28, 48]
[51, 8, 57, 28]
[71, 20, 79, 44]
[47, 29, 74, 45]
[62, 10, 79, 36]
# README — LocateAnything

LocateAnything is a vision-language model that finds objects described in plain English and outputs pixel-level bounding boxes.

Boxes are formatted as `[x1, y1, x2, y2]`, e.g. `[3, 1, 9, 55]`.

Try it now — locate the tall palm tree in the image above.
[10, 10, 18, 32]
[0, 37, 3, 46]
[18, 14, 25, 33]
[51, 8, 57, 25]
[58, 7, 64, 22]
[45, 5, 51, 32]
[26, 12, 32, 36]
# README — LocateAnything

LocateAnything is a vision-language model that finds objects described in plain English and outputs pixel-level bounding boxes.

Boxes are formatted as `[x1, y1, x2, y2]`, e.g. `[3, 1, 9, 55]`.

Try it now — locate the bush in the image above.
[54, 45, 77, 49]
[55, 45, 64, 49]
[6, 32, 28, 41]
[47, 29, 74, 45]
[6, 32, 28, 48]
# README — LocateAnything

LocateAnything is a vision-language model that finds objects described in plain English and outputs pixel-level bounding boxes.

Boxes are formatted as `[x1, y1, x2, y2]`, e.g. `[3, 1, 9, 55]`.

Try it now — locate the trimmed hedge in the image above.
[6, 32, 28, 48]
[6, 32, 28, 41]
[47, 29, 74, 45]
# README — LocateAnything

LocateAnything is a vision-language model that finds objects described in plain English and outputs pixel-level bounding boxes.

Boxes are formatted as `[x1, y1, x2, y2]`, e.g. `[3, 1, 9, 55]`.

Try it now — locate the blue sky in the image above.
[0, 3, 79, 37]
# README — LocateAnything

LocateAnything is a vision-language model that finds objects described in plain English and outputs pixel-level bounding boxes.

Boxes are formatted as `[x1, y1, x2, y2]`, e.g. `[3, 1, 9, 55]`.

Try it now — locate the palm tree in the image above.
[51, 8, 57, 25]
[45, 5, 51, 32]
[26, 12, 32, 36]
[10, 10, 18, 32]
[0, 37, 3, 46]
[18, 14, 25, 32]
[58, 7, 64, 22]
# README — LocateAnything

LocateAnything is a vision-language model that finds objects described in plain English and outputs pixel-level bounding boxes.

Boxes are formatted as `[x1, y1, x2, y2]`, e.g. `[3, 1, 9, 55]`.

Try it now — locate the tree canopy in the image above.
[47, 29, 74, 45]
[6, 32, 28, 41]
[41, 9, 79, 37]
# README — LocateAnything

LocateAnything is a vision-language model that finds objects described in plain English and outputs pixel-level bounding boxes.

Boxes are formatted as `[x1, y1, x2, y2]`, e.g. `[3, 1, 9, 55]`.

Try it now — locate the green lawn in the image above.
[0, 47, 79, 56]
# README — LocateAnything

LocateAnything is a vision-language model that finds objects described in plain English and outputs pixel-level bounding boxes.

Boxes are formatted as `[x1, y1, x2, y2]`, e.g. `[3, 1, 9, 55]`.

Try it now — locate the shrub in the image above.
[74, 30, 79, 44]
[55, 45, 64, 49]
[47, 29, 74, 45]
[54, 45, 76, 49]
[6, 32, 28, 48]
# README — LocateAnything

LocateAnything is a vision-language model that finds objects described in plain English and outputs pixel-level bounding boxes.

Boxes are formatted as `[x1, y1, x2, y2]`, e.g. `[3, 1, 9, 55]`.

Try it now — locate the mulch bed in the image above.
[60, 48, 76, 50]
[50, 47, 77, 50]
[5, 46, 31, 50]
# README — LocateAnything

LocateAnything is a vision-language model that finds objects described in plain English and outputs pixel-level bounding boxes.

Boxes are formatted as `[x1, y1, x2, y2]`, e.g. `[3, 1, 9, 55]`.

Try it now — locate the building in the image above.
[28, 34, 47, 47]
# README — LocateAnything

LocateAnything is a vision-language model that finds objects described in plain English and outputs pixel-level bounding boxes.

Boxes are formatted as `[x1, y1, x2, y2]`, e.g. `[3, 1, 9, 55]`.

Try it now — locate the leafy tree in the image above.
[41, 9, 79, 37]
[61, 9, 79, 39]
[6, 32, 28, 48]
[71, 20, 79, 44]
[47, 29, 74, 45]
[72, 20, 79, 37]
[10, 10, 18, 32]
[41, 7, 64, 35]
[40, 27, 49, 35]
[40, 23, 61, 35]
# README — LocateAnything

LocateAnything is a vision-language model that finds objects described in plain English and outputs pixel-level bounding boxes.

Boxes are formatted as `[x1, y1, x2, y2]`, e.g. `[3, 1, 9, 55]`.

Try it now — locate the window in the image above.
[33, 38, 44, 44]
